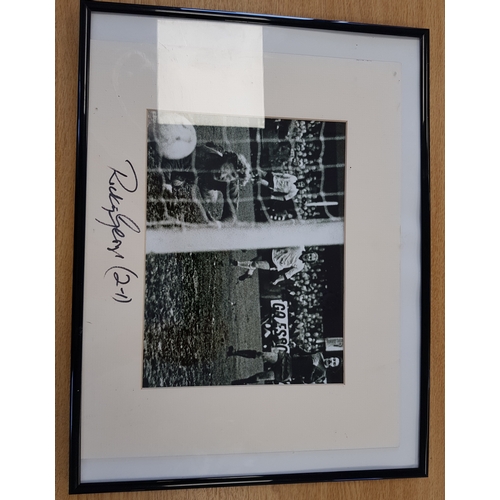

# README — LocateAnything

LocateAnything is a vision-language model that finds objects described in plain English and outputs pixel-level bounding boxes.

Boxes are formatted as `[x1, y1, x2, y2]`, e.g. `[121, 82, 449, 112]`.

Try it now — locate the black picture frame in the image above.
[70, 0, 430, 493]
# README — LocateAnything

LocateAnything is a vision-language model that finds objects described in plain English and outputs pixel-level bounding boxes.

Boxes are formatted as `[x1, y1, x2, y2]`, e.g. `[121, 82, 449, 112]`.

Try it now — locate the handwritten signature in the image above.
[95, 160, 140, 258]
[96, 160, 140, 303]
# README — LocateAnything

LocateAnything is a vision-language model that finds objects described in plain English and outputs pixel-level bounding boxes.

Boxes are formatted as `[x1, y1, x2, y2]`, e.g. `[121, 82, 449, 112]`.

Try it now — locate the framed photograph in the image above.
[70, 0, 430, 493]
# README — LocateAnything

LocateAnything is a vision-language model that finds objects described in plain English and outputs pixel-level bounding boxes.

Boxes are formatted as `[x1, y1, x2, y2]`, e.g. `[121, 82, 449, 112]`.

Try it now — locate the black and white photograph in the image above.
[146, 111, 345, 227]
[143, 113, 346, 387]
[143, 244, 344, 387]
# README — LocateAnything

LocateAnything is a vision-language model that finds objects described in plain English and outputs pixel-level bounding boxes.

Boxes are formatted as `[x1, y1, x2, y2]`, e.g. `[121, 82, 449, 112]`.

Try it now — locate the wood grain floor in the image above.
[55, 1, 444, 498]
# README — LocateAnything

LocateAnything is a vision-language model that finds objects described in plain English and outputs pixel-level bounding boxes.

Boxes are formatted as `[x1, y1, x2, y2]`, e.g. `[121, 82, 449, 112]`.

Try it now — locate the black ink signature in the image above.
[95, 160, 140, 259]
[104, 266, 138, 303]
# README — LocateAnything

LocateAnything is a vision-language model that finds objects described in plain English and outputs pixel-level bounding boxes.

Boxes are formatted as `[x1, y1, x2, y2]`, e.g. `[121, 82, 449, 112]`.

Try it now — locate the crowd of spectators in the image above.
[280, 246, 331, 353]
[260, 119, 337, 221]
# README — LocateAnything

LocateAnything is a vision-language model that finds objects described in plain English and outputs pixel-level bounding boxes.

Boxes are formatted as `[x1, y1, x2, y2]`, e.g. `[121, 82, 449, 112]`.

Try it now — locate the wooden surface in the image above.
[55, 0, 445, 498]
